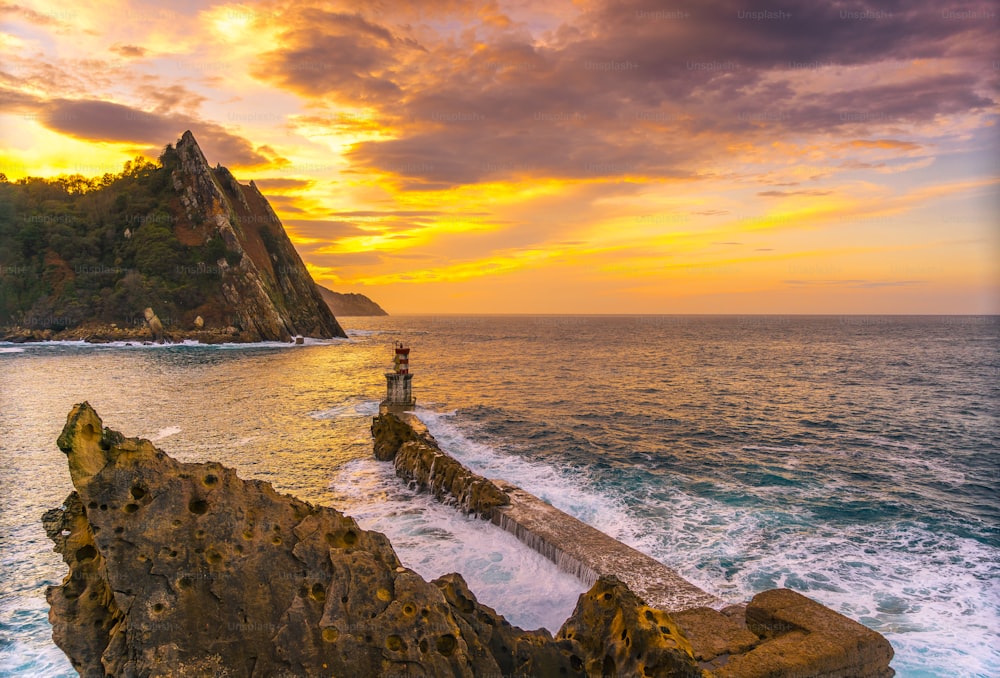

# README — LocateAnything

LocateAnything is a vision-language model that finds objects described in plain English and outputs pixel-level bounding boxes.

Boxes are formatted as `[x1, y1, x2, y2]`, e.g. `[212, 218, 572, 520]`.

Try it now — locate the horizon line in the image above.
[353, 312, 1000, 318]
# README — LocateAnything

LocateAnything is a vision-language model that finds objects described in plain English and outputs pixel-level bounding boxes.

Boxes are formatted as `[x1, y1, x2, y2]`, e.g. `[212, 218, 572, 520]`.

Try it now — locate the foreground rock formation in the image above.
[45, 403, 893, 677]
[45, 403, 707, 677]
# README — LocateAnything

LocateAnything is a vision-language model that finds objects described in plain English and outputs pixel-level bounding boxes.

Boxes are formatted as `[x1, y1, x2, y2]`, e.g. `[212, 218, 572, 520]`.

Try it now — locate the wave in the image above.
[414, 407, 1000, 677]
[0, 527, 75, 676]
[146, 426, 182, 442]
[417, 408, 645, 544]
[327, 458, 586, 632]
[742, 444, 805, 453]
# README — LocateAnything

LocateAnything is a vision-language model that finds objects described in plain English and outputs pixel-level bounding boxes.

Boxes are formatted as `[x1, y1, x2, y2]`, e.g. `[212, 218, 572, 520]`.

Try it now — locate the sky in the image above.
[1, 0, 998, 314]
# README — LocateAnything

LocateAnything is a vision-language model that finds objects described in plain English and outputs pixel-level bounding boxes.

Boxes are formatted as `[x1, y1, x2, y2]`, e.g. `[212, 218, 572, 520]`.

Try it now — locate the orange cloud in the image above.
[1, 0, 996, 313]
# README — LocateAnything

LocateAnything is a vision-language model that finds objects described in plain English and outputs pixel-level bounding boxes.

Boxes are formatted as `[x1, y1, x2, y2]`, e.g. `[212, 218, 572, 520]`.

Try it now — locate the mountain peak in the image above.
[165, 133, 346, 340]
[175, 130, 210, 173]
[0, 131, 346, 341]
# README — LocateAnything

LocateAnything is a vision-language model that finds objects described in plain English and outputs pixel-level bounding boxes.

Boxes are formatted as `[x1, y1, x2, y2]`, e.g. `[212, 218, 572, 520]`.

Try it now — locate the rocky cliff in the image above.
[168, 131, 345, 341]
[317, 285, 388, 317]
[44, 403, 705, 677]
[0, 131, 345, 342]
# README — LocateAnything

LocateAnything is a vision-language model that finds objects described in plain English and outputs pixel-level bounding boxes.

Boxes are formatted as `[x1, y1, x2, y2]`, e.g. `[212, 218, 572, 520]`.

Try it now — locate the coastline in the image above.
[0, 325, 351, 346]
[40, 402, 895, 677]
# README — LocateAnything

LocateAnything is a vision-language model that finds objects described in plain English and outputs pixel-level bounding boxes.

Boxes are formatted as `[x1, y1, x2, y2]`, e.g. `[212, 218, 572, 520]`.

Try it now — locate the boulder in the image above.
[719, 588, 896, 678]
[143, 307, 165, 344]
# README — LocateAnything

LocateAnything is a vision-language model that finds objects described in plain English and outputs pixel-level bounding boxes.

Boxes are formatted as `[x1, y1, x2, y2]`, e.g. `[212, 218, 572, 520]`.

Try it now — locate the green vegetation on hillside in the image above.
[0, 146, 235, 329]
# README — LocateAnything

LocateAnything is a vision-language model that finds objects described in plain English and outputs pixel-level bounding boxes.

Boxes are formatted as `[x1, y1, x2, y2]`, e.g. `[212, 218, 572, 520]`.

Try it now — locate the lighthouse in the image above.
[383, 342, 415, 409]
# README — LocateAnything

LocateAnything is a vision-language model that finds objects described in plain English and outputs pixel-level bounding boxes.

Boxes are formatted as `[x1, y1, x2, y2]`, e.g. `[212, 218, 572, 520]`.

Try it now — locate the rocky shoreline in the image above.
[1, 324, 314, 345]
[44, 403, 895, 677]
[45, 403, 706, 677]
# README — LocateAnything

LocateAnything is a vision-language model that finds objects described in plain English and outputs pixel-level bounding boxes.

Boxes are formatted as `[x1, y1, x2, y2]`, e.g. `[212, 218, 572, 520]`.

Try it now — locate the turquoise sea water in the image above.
[1, 315, 997, 677]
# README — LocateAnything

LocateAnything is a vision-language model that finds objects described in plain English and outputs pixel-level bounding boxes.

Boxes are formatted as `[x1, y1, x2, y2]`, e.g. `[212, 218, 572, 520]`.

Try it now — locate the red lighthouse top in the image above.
[393, 342, 410, 374]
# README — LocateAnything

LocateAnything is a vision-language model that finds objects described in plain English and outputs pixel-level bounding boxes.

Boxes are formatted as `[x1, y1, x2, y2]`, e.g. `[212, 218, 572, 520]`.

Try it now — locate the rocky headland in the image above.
[45, 403, 895, 677]
[1, 131, 345, 343]
[317, 285, 389, 317]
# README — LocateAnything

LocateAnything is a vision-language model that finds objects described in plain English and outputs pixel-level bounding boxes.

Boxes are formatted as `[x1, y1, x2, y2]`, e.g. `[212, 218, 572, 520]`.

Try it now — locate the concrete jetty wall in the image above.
[372, 409, 721, 612]
[491, 480, 722, 611]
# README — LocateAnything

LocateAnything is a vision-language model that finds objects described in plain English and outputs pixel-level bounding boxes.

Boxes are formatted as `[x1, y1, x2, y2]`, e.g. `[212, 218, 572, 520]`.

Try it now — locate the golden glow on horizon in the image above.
[0, 123, 144, 179]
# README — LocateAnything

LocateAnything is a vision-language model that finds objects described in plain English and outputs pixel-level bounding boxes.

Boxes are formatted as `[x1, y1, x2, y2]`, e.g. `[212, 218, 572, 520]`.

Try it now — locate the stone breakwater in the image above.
[371, 410, 510, 516]
[490, 480, 721, 612]
[44, 403, 705, 677]
[372, 411, 720, 611]
[371, 410, 896, 677]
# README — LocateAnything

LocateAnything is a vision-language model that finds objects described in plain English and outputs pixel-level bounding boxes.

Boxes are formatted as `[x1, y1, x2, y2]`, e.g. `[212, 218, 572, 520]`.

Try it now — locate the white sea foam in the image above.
[617, 477, 1000, 677]
[417, 409, 643, 543]
[848, 434, 921, 451]
[0, 346, 25, 353]
[719, 525, 996, 675]
[411, 409, 1000, 677]
[0, 641, 74, 678]
[2, 340, 91, 349]
[209, 337, 348, 349]
[742, 444, 805, 453]
[329, 458, 586, 632]
[0, 588, 74, 677]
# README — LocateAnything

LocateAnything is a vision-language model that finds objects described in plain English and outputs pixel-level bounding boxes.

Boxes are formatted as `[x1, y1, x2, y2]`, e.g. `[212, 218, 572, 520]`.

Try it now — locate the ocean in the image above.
[1, 315, 997, 677]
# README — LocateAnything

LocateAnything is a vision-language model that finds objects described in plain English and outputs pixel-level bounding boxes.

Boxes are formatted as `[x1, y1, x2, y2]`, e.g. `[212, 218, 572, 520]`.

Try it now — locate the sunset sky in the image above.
[1, 0, 997, 314]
